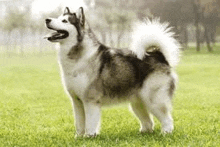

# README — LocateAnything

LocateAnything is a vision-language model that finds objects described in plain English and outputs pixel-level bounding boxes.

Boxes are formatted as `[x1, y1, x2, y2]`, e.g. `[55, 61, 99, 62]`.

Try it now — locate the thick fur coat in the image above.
[45, 7, 180, 137]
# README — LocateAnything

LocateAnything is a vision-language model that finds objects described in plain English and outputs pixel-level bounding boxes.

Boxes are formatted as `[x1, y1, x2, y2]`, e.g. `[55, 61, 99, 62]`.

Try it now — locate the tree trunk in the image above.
[201, 5, 213, 52]
[195, 23, 200, 52]
[204, 25, 213, 52]
[193, 0, 201, 52]
[210, 25, 216, 45]
[182, 24, 188, 49]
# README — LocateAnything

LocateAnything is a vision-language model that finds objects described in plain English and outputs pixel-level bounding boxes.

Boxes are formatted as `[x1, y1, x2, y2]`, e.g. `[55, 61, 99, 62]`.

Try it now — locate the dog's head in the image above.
[45, 7, 85, 43]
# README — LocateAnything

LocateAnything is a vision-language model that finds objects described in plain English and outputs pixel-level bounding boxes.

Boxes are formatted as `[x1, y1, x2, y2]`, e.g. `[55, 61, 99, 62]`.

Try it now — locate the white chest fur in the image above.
[57, 46, 89, 98]
[59, 57, 92, 98]
[57, 41, 99, 99]
[63, 71, 89, 98]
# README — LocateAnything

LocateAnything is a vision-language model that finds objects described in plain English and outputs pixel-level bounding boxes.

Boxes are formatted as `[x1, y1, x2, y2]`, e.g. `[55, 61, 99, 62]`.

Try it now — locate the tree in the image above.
[148, 0, 220, 51]
[201, 0, 219, 52]
[147, 0, 194, 49]
[192, 0, 202, 51]
[3, 1, 33, 56]
[3, 8, 26, 55]
[86, 0, 220, 51]
[87, 0, 136, 47]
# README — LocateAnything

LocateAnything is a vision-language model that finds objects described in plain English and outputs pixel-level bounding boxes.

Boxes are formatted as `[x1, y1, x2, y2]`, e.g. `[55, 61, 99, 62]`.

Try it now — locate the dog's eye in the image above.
[62, 20, 68, 23]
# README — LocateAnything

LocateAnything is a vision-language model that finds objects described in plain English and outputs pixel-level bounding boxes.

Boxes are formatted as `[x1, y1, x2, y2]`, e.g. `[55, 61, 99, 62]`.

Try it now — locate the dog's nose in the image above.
[45, 19, 51, 24]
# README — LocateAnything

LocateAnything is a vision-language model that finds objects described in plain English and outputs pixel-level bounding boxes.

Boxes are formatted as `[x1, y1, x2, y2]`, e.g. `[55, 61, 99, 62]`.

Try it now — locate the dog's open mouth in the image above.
[44, 27, 69, 42]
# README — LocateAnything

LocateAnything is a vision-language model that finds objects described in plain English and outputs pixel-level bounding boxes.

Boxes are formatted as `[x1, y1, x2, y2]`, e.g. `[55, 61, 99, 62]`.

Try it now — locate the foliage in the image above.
[1, 0, 220, 51]
[3, 8, 28, 31]
[2, 2, 33, 32]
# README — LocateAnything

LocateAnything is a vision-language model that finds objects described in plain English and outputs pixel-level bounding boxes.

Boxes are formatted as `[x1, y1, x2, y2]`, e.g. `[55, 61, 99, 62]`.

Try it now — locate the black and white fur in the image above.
[45, 7, 180, 137]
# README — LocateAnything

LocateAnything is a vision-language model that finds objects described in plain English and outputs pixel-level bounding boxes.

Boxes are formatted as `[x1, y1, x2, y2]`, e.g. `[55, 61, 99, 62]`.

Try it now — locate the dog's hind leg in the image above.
[130, 98, 154, 133]
[149, 93, 173, 134]
[140, 74, 175, 134]
[140, 86, 174, 134]
[72, 96, 86, 137]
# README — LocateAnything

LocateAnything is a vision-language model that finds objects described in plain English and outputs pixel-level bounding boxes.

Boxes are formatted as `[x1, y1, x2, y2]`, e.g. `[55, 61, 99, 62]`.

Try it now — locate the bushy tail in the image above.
[130, 18, 180, 67]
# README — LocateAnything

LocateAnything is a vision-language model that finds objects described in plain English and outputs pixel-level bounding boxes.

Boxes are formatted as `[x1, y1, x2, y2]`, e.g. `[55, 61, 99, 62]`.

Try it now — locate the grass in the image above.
[0, 46, 220, 146]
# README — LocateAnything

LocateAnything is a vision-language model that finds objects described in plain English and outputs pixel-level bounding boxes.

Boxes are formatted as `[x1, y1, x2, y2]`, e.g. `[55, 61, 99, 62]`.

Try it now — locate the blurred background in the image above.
[0, 0, 220, 56]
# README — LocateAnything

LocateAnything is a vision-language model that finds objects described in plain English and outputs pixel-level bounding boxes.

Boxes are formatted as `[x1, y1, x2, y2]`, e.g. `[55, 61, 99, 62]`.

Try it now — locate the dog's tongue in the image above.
[44, 30, 68, 41]
[44, 32, 59, 39]
[44, 31, 64, 41]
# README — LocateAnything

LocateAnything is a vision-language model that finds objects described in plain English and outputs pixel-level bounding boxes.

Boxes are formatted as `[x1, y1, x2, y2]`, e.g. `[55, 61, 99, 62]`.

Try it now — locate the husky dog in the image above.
[45, 7, 180, 137]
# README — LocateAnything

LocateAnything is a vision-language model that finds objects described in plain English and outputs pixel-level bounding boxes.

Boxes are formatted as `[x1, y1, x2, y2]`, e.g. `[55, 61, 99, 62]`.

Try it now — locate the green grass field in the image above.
[0, 46, 220, 147]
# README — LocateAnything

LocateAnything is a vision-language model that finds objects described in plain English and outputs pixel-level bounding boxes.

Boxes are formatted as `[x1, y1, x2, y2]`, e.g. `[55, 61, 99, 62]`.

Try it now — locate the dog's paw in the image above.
[140, 124, 154, 134]
[140, 128, 154, 134]
[74, 134, 84, 139]
[84, 133, 97, 138]
[161, 125, 173, 134]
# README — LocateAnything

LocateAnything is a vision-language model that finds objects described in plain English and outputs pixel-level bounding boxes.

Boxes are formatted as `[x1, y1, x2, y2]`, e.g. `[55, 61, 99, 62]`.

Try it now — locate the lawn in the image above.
[0, 46, 220, 147]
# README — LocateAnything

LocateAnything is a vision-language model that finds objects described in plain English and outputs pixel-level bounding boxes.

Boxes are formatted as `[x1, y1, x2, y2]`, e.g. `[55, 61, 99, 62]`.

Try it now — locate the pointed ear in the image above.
[64, 7, 70, 14]
[77, 7, 85, 27]
[69, 13, 77, 24]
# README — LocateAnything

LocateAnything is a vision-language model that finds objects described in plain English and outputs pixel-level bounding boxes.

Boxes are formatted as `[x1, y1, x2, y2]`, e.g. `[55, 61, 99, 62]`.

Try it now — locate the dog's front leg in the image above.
[83, 101, 101, 137]
[72, 96, 85, 137]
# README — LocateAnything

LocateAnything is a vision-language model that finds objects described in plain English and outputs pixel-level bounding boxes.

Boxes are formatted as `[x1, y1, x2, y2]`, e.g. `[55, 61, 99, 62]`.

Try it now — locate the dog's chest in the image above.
[65, 72, 89, 98]
[59, 58, 90, 98]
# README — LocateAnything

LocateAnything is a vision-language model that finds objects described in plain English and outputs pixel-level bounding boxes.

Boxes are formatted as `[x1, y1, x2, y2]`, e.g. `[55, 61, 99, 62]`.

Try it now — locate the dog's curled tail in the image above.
[130, 18, 180, 67]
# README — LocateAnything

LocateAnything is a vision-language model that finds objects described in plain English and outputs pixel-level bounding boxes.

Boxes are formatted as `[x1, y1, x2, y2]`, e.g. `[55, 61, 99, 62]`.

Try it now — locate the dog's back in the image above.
[95, 44, 171, 98]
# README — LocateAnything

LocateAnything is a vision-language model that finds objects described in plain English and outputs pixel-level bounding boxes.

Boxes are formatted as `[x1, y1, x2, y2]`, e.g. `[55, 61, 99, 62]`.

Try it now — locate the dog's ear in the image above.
[64, 7, 70, 14]
[77, 7, 85, 27]
[69, 13, 77, 24]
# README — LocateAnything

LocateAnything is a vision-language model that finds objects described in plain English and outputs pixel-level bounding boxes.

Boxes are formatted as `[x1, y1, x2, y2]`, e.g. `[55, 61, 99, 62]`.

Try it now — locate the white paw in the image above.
[162, 125, 174, 134]
[84, 133, 97, 138]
